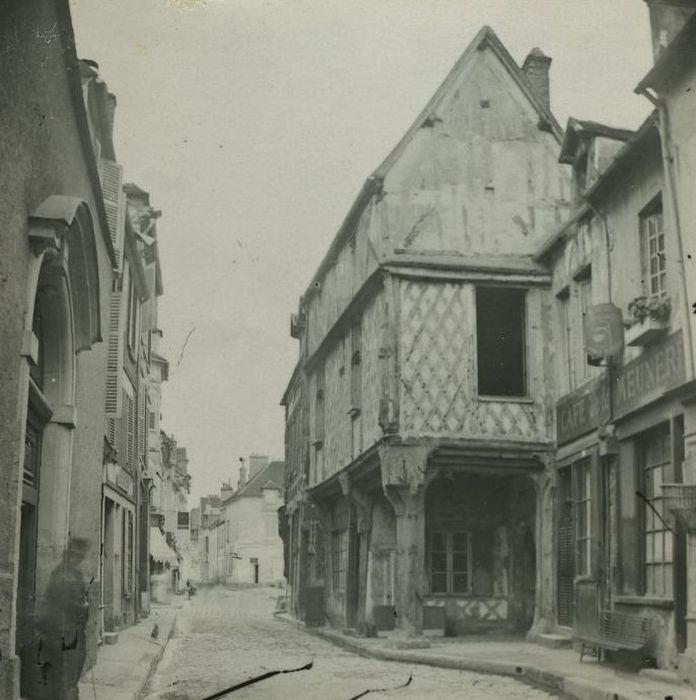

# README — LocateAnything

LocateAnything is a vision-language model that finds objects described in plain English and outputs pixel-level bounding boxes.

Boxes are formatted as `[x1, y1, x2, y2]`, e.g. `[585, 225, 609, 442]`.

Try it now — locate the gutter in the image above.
[636, 86, 695, 382]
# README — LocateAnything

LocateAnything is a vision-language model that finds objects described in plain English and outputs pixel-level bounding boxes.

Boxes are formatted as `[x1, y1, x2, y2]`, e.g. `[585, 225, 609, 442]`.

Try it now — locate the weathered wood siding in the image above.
[306, 200, 382, 357]
[398, 278, 553, 442]
[309, 292, 385, 485]
[381, 45, 569, 258]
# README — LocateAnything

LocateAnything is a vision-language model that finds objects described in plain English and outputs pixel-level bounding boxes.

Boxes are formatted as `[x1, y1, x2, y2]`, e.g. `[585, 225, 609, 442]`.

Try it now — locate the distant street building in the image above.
[150, 432, 191, 601]
[281, 26, 569, 638]
[198, 457, 286, 586]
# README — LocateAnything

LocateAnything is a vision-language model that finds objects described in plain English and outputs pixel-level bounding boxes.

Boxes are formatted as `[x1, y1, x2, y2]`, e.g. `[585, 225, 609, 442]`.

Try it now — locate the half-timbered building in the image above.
[282, 26, 570, 641]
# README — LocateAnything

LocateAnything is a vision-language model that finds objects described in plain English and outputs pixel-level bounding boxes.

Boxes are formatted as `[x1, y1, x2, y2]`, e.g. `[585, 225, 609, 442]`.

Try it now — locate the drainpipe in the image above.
[636, 89, 696, 381]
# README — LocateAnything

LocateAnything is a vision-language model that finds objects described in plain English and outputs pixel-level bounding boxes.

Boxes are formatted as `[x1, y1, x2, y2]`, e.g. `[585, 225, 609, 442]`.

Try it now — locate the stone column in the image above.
[379, 443, 433, 646]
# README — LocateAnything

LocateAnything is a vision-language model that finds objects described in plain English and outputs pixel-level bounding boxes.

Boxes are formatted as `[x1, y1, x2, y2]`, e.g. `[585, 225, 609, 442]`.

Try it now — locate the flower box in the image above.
[662, 483, 696, 531]
[624, 317, 669, 347]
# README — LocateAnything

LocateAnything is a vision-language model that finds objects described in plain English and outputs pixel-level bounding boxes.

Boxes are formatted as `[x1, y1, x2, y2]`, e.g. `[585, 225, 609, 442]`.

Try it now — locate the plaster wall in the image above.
[0, 1, 114, 695]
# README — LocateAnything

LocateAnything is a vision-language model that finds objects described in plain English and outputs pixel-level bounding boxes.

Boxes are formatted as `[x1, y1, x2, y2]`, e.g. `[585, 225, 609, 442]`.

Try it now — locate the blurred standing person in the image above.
[35, 536, 90, 700]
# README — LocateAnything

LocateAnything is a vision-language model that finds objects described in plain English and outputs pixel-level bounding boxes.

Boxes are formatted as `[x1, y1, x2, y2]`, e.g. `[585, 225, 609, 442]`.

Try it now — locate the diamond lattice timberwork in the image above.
[399, 280, 541, 441]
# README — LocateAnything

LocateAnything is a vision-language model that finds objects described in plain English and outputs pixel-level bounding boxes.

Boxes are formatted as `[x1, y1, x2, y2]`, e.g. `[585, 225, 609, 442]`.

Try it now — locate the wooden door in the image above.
[17, 412, 43, 697]
[557, 469, 575, 627]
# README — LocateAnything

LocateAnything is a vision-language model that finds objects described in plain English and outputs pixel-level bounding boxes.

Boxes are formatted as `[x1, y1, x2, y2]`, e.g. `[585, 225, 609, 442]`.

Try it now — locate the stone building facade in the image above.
[0, 1, 115, 697]
[282, 26, 570, 640]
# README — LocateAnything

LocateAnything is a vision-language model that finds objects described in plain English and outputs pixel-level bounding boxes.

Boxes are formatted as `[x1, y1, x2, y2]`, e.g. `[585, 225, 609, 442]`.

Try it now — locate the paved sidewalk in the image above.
[77, 603, 180, 700]
[277, 614, 696, 700]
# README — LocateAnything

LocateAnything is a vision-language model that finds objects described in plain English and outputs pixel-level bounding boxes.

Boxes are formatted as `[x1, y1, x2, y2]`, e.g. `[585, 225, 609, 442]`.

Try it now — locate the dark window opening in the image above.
[476, 287, 526, 397]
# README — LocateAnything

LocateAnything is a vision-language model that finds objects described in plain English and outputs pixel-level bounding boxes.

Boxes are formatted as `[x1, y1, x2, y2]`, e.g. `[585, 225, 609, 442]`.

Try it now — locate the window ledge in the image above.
[478, 395, 534, 405]
[614, 595, 674, 609]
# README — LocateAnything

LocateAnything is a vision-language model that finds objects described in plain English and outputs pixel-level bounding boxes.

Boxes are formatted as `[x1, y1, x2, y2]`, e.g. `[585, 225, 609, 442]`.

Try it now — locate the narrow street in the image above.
[143, 587, 559, 700]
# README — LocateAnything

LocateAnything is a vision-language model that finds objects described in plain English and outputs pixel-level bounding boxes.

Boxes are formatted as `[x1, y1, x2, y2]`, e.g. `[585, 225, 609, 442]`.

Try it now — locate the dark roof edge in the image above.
[57, 0, 117, 268]
[636, 13, 696, 92]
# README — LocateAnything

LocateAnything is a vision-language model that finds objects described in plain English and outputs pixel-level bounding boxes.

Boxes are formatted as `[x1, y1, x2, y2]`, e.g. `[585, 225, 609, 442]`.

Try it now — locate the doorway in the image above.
[557, 467, 575, 627]
[16, 403, 46, 698]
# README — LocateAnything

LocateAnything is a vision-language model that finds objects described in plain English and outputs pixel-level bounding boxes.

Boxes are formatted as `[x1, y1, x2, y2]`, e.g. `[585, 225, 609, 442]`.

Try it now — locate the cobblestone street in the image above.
[143, 586, 559, 700]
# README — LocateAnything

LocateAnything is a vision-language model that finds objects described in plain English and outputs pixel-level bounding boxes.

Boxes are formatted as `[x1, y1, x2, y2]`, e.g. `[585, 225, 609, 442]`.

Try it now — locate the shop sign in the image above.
[556, 331, 685, 445]
[557, 375, 610, 445]
[584, 303, 625, 361]
[105, 462, 135, 498]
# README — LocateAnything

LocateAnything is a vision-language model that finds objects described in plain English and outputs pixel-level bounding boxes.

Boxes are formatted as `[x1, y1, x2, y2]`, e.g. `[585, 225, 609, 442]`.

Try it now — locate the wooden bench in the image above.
[578, 610, 651, 662]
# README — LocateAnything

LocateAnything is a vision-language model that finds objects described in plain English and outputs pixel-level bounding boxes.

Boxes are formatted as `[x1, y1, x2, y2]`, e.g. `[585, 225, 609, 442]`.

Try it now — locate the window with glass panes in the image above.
[574, 460, 592, 577]
[642, 201, 666, 298]
[429, 531, 471, 594]
[641, 426, 673, 597]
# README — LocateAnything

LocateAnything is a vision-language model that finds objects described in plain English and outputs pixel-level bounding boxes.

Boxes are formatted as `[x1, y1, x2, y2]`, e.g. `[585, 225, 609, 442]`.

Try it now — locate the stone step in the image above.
[639, 668, 682, 687]
[102, 631, 120, 645]
[528, 631, 572, 649]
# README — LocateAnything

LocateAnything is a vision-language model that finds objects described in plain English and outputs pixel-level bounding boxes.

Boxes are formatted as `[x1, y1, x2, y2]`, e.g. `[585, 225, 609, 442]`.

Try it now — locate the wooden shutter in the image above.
[105, 289, 124, 418]
[140, 264, 157, 332]
[101, 159, 125, 270]
[137, 379, 146, 469]
[127, 393, 135, 471]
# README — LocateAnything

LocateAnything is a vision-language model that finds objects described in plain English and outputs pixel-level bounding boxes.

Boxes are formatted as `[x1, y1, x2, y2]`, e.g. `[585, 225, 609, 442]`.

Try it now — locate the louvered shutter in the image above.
[105, 290, 124, 418]
[101, 159, 125, 270]
[137, 379, 146, 469]
[127, 393, 135, 471]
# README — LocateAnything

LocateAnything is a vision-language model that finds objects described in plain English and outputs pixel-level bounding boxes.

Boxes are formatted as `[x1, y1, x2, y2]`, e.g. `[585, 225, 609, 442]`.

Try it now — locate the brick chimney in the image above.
[522, 47, 552, 112]
[645, 0, 696, 61]
[237, 461, 247, 489]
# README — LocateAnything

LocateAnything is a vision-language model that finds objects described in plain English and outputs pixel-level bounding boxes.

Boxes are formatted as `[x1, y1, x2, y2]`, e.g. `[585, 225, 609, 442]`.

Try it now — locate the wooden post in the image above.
[379, 443, 434, 645]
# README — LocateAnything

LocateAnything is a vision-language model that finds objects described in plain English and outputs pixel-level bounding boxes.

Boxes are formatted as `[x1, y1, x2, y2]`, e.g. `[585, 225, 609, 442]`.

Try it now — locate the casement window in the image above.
[331, 530, 348, 592]
[641, 198, 666, 298]
[641, 426, 673, 597]
[350, 323, 362, 457]
[557, 287, 573, 392]
[476, 287, 526, 397]
[574, 459, 592, 578]
[429, 531, 471, 594]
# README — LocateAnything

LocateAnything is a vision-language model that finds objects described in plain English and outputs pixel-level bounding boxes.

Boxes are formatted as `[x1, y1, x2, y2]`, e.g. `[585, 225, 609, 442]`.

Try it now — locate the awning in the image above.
[150, 527, 178, 567]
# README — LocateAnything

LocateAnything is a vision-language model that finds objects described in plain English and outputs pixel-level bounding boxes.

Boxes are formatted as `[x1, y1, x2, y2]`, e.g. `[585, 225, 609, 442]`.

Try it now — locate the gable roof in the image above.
[301, 26, 564, 305]
[223, 461, 285, 504]
[559, 117, 634, 164]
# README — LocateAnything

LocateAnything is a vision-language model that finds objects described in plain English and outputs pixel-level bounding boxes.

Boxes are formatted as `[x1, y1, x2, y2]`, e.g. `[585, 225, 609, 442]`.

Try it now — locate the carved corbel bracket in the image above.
[28, 223, 63, 258]
[338, 473, 373, 533]
[379, 443, 436, 517]
[379, 443, 434, 493]
[308, 497, 332, 533]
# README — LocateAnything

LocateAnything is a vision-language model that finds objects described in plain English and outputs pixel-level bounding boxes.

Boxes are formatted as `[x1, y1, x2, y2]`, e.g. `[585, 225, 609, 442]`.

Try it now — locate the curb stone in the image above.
[274, 614, 689, 700]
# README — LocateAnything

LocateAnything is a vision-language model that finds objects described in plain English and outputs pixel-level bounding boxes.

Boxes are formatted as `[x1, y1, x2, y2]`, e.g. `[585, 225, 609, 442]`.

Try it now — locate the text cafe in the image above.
[553, 331, 690, 664]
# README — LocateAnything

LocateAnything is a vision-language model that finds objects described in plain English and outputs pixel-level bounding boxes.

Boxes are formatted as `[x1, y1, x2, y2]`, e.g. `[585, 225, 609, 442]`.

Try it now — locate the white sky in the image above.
[69, 0, 653, 504]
